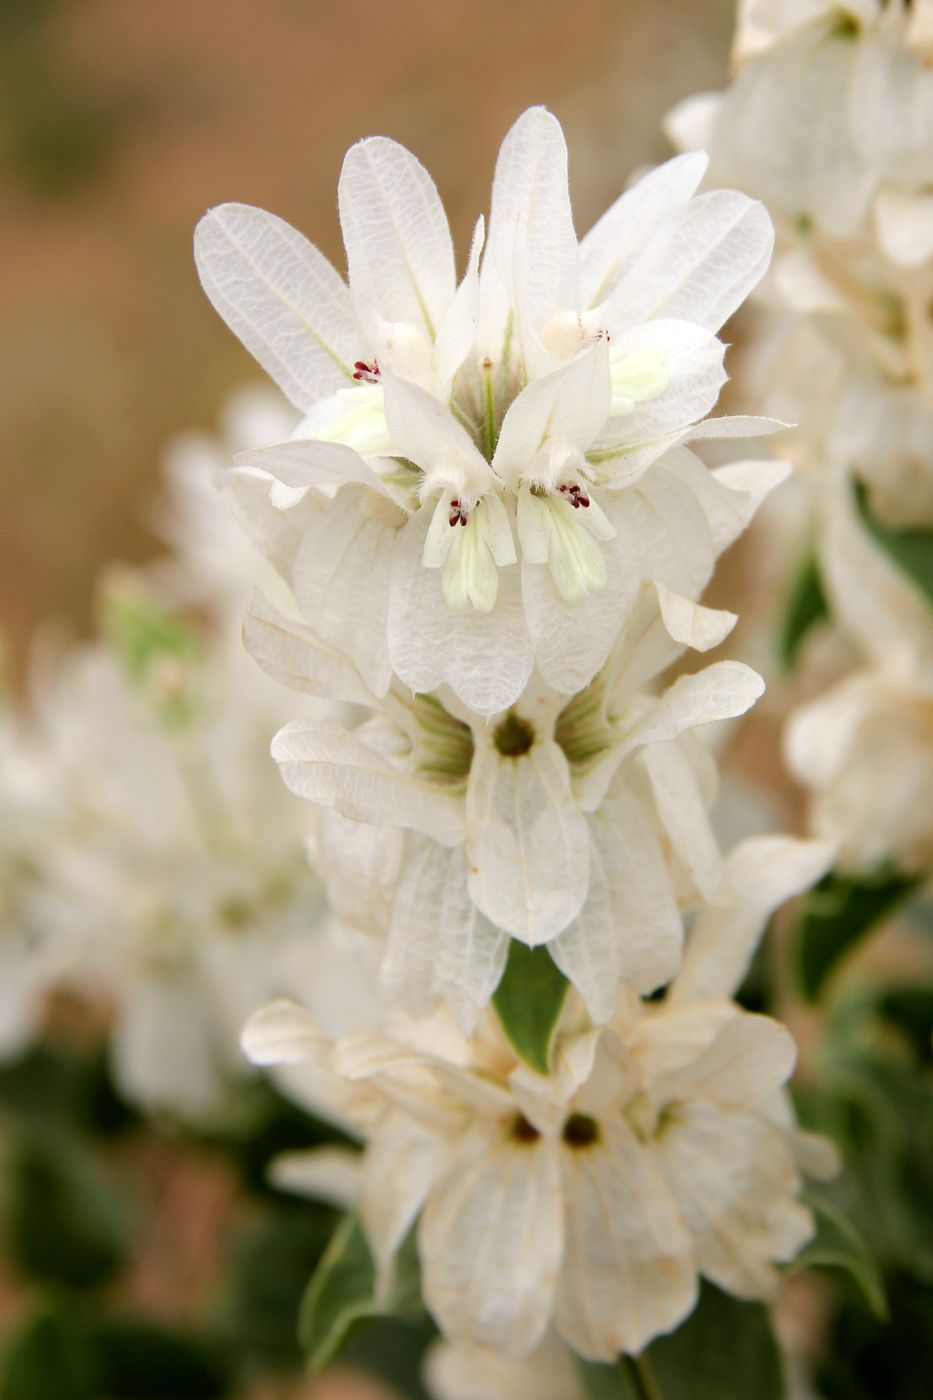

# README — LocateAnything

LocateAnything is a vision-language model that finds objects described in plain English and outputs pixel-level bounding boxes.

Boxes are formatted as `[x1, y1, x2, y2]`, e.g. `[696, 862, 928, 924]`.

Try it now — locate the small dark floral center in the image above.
[449, 498, 470, 527]
[494, 712, 535, 757]
[352, 358, 380, 383]
[509, 1113, 541, 1144]
[557, 482, 590, 509]
[562, 1112, 600, 1149]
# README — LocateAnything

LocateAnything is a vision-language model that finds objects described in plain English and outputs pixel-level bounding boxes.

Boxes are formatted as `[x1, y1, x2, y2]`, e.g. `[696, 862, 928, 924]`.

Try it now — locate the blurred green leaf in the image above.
[794, 866, 921, 1000]
[222, 1204, 337, 1368]
[298, 1212, 422, 1373]
[855, 481, 933, 608]
[577, 1283, 785, 1398]
[817, 1271, 933, 1400]
[0, 1042, 136, 1138]
[779, 549, 828, 669]
[876, 983, 933, 1067]
[87, 1319, 231, 1398]
[0, 1304, 96, 1400]
[5, 1127, 134, 1290]
[493, 941, 569, 1073]
[341, 1316, 437, 1400]
[787, 1193, 887, 1318]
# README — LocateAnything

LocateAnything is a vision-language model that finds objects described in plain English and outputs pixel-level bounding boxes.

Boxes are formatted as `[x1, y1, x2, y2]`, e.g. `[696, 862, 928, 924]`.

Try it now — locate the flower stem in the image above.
[621, 1354, 664, 1400]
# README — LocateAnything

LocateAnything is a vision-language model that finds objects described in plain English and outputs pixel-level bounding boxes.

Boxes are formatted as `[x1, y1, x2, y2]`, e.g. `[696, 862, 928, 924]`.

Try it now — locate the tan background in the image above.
[0, 0, 733, 675]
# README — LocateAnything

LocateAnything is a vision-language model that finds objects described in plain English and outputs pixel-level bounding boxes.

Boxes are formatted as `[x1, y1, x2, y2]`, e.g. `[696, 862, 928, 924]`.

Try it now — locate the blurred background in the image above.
[0, 0, 734, 679]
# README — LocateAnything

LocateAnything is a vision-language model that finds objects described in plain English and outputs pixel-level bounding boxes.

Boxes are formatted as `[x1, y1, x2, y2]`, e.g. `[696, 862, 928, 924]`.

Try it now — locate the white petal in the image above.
[317, 809, 403, 936]
[654, 1103, 811, 1298]
[600, 189, 773, 335]
[493, 343, 612, 490]
[388, 511, 533, 717]
[670, 836, 836, 1005]
[269, 1146, 362, 1209]
[338, 136, 456, 341]
[580, 152, 709, 309]
[243, 591, 374, 706]
[653, 1013, 797, 1111]
[616, 662, 765, 763]
[435, 216, 486, 395]
[481, 107, 579, 356]
[194, 203, 358, 410]
[420, 1122, 563, 1357]
[653, 581, 737, 652]
[639, 739, 724, 903]
[241, 998, 329, 1067]
[554, 1121, 695, 1361]
[874, 187, 933, 268]
[271, 719, 466, 844]
[239, 437, 392, 496]
[381, 838, 509, 1031]
[361, 1118, 449, 1298]
[549, 792, 683, 1020]
[467, 737, 589, 945]
[292, 485, 401, 695]
[594, 320, 727, 455]
[381, 371, 490, 488]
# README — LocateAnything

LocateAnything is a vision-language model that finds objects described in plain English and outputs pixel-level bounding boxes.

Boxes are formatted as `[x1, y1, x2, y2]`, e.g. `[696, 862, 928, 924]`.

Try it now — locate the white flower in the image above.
[33, 587, 324, 1119]
[196, 107, 777, 715]
[246, 583, 767, 1026]
[424, 1333, 582, 1400]
[243, 835, 835, 1363]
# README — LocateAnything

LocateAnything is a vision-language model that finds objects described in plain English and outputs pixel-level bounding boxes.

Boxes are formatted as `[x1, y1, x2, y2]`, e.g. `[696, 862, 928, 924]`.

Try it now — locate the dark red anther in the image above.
[352, 359, 380, 383]
[559, 482, 590, 509]
[448, 498, 470, 528]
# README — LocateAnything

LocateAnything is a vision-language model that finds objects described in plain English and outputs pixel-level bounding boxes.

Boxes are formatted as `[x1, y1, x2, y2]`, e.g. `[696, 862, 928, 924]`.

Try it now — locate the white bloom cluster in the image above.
[669, 1, 933, 877]
[193, 107, 835, 1364]
[0, 403, 327, 1121]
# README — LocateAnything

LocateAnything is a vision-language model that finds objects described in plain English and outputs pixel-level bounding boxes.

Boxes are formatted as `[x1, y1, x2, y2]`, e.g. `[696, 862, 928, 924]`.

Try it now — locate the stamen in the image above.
[558, 483, 590, 509]
[352, 359, 381, 384]
[448, 498, 470, 528]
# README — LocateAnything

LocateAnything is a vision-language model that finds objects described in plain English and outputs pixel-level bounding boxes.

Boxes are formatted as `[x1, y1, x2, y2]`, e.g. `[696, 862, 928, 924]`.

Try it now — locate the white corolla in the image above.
[196, 107, 777, 716]
[243, 836, 835, 1363]
[246, 581, 770, 1027]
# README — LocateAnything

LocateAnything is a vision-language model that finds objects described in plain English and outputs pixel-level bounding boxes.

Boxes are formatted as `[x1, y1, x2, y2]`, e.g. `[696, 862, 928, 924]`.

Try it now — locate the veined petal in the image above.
[554, 1120, 695, 1361]
[388, 510, 533, 717]
[243, 590, 375, 707]
[194, 203, 359, 410]
[549, 792, 683, 1020]
[292, 484, 402, 696]
[466, 736, 589, 945]
[493, 343, 611, 490]
[382, 371, 491, 491]
[237, 437, 388, 494]
[615, 662, 764, 763]
[481, 106, 579, 357]
[435, 216, 486, 395]
[516, 487, 612, 605]
[669, 836, 835, 1005]
[361, 1118, 449, 1300]
[381, 838, 509, 1032]
[420, 1122, 564, 1357]
[338, 135, 456, 341]
[594, 320, 727, 453]
[271, 719, 466, 845]
[580, 151, 709, 309]
[598, 189, 774, 335]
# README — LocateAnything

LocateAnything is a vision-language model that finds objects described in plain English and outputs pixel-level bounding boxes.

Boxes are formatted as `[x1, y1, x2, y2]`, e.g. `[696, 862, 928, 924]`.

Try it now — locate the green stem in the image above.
[621, 1354, 664, 1400]
[482, 361, 496, 460]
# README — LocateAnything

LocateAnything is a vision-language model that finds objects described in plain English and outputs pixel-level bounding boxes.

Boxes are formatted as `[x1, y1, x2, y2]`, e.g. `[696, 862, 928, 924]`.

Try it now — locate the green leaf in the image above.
[0, 1305, 96, 1400]
[855, 480, 933, 608]
[86, 1320, 231, 1398]
[779, 549, 828, 669]
[5, 1127, 134, 1291]
[222, 1204, 337, 1368]
[794, 866, 921, 1000]
[298, 1212, 422, 1373]
[492, 941, 569, 1073]
[787, 1193, 887, 1319]
[577, 1283, 785, 1399]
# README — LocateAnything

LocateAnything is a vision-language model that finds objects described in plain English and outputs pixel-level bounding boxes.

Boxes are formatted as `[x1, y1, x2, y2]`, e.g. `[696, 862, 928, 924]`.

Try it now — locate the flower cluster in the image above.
[191, 105, 835, 1366]
[669, 0, 933, 879]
